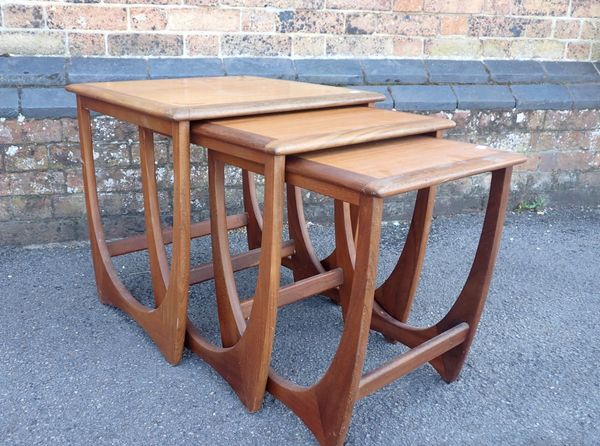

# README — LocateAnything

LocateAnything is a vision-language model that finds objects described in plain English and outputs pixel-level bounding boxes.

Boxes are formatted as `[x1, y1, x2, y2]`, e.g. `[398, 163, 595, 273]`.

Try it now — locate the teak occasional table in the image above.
[66, 76, 385, 365]
[68, 75, 525, 446]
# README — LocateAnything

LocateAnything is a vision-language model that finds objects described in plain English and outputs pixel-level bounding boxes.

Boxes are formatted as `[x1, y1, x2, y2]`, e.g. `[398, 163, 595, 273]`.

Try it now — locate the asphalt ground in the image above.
[1, 207, 599, 445]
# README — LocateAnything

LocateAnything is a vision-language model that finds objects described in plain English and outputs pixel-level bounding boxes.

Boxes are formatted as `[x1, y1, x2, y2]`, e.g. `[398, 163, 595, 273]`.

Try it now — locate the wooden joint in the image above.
[107, 213, 248, 257]
[189, 239, 295, 286]
[240, 268, 344, 318]
[357, 323, 469, 399]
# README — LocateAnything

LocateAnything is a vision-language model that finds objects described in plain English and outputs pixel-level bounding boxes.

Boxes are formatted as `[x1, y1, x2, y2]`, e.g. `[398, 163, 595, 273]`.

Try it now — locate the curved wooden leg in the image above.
[77, 97, 190, 365]
[186, 153, 284, 412]
[370, 168, 513, 383]
[286, 184, 327, 280]
[268, 196, 383, 446]
[374, 186, 436, 323]
[139, 127, 169, 305]
[242, 170, 263, 250]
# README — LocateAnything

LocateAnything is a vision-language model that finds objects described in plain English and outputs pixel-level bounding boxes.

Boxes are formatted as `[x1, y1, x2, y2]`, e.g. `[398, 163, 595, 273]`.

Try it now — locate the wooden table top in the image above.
[192, 107, 456, 155]
[66, 76, 385, 121]
[287, 136, 527, 197]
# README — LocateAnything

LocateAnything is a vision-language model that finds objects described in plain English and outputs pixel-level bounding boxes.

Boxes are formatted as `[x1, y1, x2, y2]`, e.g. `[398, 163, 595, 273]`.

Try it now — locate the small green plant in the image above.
[515, 197, 546, 213]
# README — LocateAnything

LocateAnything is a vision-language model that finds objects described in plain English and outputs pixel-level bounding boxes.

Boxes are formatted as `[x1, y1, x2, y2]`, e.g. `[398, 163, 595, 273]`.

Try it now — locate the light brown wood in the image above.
[67, 76, 384, 121]
[189, 240, 295, 286]
[106, 214, 248, 257]
[286, 136, 528, 197]
[186, 153, 286, 412]
[240, 268, 344, 319]
[193, 107, 455, 155]
[374, 186, 436, 324]
[357, 323, 469, 399]
[76, 96, 191, 365]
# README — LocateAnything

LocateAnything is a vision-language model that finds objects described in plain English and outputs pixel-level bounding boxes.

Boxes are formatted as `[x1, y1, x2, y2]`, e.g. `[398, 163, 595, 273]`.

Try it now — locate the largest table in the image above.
[66, 76, 387, 365]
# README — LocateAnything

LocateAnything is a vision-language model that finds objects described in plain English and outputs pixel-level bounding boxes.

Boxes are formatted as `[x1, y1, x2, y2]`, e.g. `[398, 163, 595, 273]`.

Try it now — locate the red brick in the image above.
[242, 9, 277, 32]
[4, 145, 48, 172]
[566, 42, 591, 60]
[329, 0, 391, 9]
[292, 35, 325, 57]
[571, 0, 600, 18]
[1, 171, 65, 196]
[47, 5, 128, 30]
[49, 144, 82, 169]
[10, 196, 53, 219]
[221, 34, 291, 57]
[513, 0, 570, 16]
[167, 7, 239, 32]
[0, 120, 63, 145]
[130, 7, 168, 31]
[2, 4, 45, 28]
[554, 20, 582, 39]
[52, 194, 86, 218]
[326, 35, 393, 57]
[393, 37, 423, 56]
[440, 16, 468, 35]
[424, 0, 484, 14]
[393, 0, 423, 11]
[68, 32, 106, 56]
[108, 33, 183, 56]
[186, 35, 220, 56]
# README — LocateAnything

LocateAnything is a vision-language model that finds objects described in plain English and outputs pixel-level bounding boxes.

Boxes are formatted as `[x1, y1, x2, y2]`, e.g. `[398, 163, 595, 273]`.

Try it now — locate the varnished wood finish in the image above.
[240, 268, 344, 319]
[106, 214, 248, 257]
[241, 171, 263, 250]
[193, 107, 455, 155]
[268, 196, 383, 446]
[185, 153, 285, 412]
[374, 186, 436, 324]
[287, 136, 527, 197]
[67, 77, 384, 121]
[76, 97, 191, 364]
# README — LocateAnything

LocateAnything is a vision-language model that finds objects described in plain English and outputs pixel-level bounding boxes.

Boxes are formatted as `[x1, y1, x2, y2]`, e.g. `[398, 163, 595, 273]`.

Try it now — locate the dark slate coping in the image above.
[294, 59, 363, 85]
[483, 60, 546, 84]
[453, 85, 515, 110]
[542, 61, 600, 83]
[21, 88, 77, 118]
[68, 58, 148, 83]
[426, 60, 489, 84]
[390, 85, 457, 111]
[567, 84, 600, 109]
[351, 85, 393, 109]
[0, 88, 19, 118]
[223, 58, 295, 80]
[511, 84, 573, 110]
[360, 59, 427, 85]
[149, 58, 224, 79]
[0, 56, 66, 87]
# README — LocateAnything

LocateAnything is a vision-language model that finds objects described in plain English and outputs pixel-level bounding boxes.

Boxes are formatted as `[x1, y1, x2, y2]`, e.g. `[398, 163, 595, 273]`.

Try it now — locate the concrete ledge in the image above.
[294, 59, 363, 85]
[149, 58, 223, 79]
[0, 57, 65, 87]
[453, 85, 515, 110]
[0, 88, 19, 118]
[0, 56, 599, 118]
[568, 84, 600, 109]
[484, 60, 546, 84]
[426, 60, 489, 84]
[511, 84, 573, 110]
[223, 57, 294, 79]
[68, 58, 147, 83]
[21, 88, 76, 118]
[391, 85, 457, 111]
[352, 85, 393, 108]
[361, 59, 427, 85]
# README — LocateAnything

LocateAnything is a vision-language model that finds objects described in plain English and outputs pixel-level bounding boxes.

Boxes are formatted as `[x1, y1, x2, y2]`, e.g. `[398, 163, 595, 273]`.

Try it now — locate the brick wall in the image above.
[0, 1, 599, 60]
